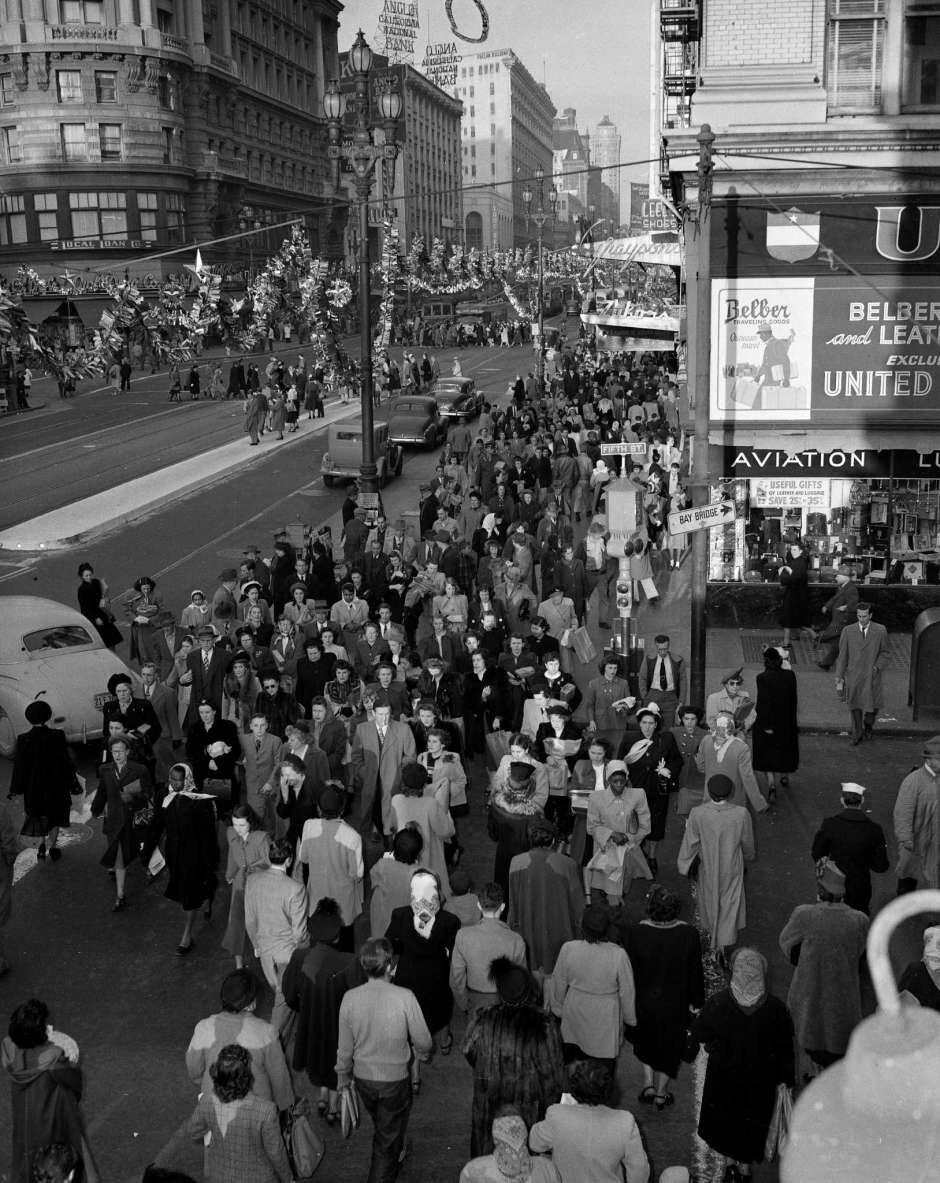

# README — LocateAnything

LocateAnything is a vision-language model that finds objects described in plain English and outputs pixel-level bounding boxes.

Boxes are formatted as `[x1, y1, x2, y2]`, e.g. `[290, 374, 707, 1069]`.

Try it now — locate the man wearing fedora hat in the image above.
[10, 699, 80, 864]
[893, 736, 940, 894]
[815, 566, 859, 670]
[146, 609, 183, 682]
[185, 626, 230, 725]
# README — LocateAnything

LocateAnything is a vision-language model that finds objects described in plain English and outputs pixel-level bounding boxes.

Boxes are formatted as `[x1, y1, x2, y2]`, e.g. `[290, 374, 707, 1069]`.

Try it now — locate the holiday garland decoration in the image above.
[373, 211, 401, 354]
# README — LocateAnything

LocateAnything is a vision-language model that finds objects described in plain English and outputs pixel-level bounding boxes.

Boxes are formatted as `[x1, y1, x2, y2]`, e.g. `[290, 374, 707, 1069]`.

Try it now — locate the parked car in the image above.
[433, 377, 482, 421]
[387, 395, 448, 449]
[321, 421, 402, 487]
[0, 596, 140, 758]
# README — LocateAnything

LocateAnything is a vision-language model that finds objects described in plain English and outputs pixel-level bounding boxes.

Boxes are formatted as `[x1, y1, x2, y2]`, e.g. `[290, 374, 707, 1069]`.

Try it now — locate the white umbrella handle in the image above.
[866, 889, 940, 1016]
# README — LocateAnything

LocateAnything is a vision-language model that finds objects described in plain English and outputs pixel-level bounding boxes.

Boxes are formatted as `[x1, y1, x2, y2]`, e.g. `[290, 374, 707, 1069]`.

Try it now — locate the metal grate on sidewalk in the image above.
[737, 630, 909, 670]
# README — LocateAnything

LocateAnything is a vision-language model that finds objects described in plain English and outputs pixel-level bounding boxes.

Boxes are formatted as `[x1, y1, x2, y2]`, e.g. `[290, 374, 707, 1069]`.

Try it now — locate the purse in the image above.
[283, 1097, 325, 1178]
[764, 1083, 793, 1161]
[340, 1081, 360, 1140]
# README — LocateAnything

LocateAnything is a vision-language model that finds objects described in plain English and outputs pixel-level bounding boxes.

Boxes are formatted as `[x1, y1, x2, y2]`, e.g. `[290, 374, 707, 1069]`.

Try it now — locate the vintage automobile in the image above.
[321, 421, 402, 487]
[0, 596, 140, 758]
[387, 394, 448, 449]
[433, 376, 483, 421]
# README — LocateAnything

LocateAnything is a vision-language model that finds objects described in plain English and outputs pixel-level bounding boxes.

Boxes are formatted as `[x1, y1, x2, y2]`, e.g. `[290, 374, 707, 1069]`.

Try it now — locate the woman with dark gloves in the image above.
[185, 700, 240, 808]
[463, 651, 511, 760]
[90, 735, 153, 912]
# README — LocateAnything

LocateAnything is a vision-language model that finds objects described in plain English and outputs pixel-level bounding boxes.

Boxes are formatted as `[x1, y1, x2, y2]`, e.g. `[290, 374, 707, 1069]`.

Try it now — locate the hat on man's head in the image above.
[243, 544, 261, 554]
[707, 773, 734, 800]
[840, 781, 867, 798]
[154, 609, 176, 627]
[196, 625, 217, 639]
[218, 568, 238, 582]
[923, 735, 940, 758]
[25, 700, 52, 725]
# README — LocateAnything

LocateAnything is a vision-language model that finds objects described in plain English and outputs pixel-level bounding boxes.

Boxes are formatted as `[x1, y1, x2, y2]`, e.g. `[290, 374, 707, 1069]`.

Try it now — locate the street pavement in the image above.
[0, 337, 936, 1181]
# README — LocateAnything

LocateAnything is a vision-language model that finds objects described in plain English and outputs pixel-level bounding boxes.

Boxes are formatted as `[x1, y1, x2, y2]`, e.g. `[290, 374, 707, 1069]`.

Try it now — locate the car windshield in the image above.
[23, 624, 96, 652]
[393, 402, 424, 413]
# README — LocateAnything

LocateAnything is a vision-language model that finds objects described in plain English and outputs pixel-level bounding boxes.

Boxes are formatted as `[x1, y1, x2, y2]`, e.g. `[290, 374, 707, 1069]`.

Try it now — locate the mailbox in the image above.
[909, 607, 940, 720]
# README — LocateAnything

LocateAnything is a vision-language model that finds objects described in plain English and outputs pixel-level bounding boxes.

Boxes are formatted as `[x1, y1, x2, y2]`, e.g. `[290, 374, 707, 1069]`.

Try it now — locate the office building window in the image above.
[56, 70, 83, 103]
[904, 2, 940, 106]
[471, 165, 476, 177]
[827, 0, 885, 111]
[1, 126, 21, 163]
[60, 123, 88, 159]
[156, 5, 174, 33]
[158, 75, 175, 108]
[162, 126, 175, 163]
[60, 0, 104, 20]
[0, 74, 14, 105]
[94, 70, 117, 103]
[69, 191, 127, 240]
[35, 193, 58, 241]
[0, 195, 27, 245]
[166, 192, 185, 242]
[138, 191, 158, 241]
[98, 123, 122, 159]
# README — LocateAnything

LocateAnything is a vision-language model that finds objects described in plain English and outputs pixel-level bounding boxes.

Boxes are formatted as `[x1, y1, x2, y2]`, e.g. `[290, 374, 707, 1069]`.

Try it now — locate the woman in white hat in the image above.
[619, 704, 682, 875]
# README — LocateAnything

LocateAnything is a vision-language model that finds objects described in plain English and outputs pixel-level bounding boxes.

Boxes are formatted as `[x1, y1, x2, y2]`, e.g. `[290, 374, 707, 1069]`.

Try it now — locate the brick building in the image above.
[662, 0, 940, 604]
[0, 0, 342, 321]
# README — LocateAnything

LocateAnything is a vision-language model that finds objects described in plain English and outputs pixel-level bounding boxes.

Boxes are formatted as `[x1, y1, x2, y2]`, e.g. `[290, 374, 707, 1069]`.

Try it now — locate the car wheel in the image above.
[322, 475, 334, 488]
[0, 708, 16, 759]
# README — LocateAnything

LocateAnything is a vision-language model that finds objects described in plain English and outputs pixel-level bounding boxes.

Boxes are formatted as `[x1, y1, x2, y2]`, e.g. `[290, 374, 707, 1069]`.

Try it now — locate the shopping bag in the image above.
[283, 1097, 325, 1178]
[485, 728, 513, 771]
[570, 626, 598, 665]
[764, 1083, 793, 1162]
[340, 1081, 361, 1140]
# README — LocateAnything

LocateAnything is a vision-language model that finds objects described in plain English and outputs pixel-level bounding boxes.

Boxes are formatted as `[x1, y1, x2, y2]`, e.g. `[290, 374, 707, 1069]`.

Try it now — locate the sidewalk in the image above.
[623, 558, 939, 736]
[0, 398, 358, 551]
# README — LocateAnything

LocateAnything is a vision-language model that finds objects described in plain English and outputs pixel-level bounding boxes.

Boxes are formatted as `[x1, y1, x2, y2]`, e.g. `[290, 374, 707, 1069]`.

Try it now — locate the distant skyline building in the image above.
[450, 46, 555, 250]
[592, 114, 622, 231]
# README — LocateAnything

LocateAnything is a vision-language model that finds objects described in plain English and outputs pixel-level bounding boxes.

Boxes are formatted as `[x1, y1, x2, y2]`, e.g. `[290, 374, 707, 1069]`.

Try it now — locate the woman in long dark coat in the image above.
[76, 561, 122, 649]
[462, 651, 510, 759]
[10, 701, 79, 860]
[385, 869, 460, 1089]
[462, 958, 565, 1157]
[779, 541, 810, 648]
[488, 761, 541, 901]
[686, 948, 795, 1180]
[282, 898, 365, 1124]
[623, 885, 704, 1110]
[619, 702, 682, 874]
[90, 734, 153, 911]
[144, 762, 218, 954]
[752, 645, 799, 801]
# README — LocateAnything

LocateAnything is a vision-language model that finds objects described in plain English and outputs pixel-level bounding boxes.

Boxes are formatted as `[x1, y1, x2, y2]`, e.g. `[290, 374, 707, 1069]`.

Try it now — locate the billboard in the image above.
[710, 274, 940, 424]
[629, 182, 675, 233]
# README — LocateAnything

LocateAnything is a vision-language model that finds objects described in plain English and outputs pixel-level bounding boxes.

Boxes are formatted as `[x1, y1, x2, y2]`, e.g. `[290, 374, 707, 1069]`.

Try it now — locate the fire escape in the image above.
[660, 0, 700, 130]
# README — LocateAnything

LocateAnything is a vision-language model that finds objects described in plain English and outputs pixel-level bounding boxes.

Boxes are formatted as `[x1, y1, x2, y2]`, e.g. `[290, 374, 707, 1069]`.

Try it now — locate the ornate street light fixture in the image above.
[323, 30, 402, 494]
[522, 163, 557, 395]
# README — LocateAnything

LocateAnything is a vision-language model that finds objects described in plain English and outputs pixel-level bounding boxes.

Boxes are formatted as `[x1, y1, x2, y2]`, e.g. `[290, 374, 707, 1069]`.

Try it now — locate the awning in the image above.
[21, 298, 67, 323]
[69, 297, 116, 326]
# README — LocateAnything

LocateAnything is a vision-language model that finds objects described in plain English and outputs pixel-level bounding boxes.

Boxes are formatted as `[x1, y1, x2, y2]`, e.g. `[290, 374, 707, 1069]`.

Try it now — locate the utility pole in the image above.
[689, 123, 714, 708]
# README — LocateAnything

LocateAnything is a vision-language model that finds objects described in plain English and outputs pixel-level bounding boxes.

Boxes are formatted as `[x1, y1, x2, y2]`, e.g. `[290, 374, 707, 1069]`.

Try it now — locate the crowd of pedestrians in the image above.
[2, 336, 939, 1183]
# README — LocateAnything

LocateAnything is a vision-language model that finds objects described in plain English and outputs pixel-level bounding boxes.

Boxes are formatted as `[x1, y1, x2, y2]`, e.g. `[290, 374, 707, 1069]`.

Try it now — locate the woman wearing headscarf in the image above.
[550, 904, 636, 1069]
[898, 925, 940, 1011]
[385, 868, 461, 1087]
[145, 762, 219, 954]
[752, 645, 799, 802]
[618, 702, 682, 875]
[180, 588, 212, 632]
[463, 959, 565, 1157]
[460, 1110, 562, 1183]
[623, 885, 704, 1110]
[685, 948, 795, 1183]
[10, 700, 81, 862]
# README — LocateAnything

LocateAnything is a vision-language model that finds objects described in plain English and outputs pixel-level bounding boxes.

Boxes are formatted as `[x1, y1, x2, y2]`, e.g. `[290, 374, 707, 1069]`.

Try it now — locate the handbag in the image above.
[340, 1081, 360, 1140]
[283, 1097, 325, 1178]
[570, 626, 598, 665]
[764, 1083, 793, 1162]
[485, 728, 513, 771]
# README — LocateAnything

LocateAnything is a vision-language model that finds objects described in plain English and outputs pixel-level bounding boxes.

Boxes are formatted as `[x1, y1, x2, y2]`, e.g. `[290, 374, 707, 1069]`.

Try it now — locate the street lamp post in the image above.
[521, 164, 557, 396]
[323, 30, 402, 495]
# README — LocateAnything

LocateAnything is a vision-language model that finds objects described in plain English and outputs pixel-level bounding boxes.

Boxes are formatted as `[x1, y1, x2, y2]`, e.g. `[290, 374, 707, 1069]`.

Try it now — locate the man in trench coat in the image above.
[834, 602, 888, 745]
[349, 702, 416, 838]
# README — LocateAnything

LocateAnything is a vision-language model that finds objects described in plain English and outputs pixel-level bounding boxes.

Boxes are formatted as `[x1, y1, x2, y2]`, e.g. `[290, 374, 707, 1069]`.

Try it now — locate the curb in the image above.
[0, 400, 360, 553]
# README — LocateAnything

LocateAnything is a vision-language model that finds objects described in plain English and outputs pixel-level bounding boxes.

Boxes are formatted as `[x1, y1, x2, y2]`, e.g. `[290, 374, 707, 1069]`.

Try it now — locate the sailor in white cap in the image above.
[810, 780, 888, 914]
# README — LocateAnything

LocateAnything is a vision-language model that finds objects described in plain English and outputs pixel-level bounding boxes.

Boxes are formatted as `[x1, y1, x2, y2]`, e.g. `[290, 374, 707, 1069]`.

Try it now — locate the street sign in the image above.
[600, 442, 648, 458]
[668, 501, 736, 535]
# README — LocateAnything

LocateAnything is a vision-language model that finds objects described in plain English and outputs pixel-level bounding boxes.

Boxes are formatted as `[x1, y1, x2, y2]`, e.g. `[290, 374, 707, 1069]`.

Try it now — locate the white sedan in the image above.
[0, 596, 139, 757]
